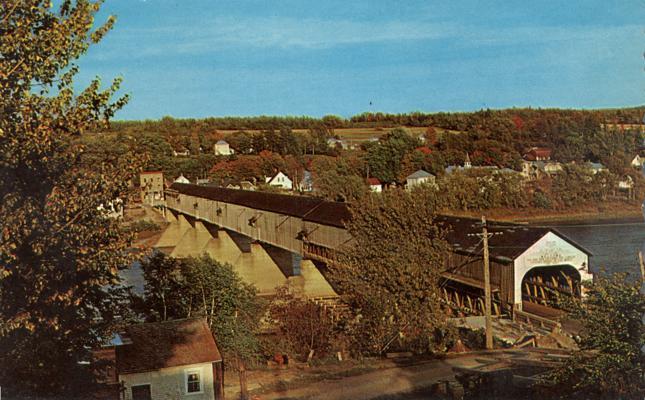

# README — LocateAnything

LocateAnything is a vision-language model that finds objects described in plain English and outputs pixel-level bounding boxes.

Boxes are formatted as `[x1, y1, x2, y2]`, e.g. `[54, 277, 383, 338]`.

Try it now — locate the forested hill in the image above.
[106, 106, 645, 134]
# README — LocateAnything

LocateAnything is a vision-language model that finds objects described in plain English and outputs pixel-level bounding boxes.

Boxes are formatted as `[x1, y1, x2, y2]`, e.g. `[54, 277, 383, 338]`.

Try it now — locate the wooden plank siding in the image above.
[166, 192, 350, 255]
[445, 251, 515, 306]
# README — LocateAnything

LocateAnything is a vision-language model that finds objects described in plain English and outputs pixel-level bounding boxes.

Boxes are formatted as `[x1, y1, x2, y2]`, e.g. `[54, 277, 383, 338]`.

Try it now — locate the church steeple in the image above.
[464, 152, 471, 168]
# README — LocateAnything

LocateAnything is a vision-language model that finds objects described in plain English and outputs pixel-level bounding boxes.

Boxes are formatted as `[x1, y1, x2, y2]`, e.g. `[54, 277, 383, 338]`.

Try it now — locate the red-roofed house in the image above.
[366, 177, 382, 192]
[96, 318, 223, 400]
[523, 147, 552, 161]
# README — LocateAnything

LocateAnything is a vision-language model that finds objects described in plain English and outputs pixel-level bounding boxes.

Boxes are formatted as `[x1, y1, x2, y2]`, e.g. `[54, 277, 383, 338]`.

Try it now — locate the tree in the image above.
[0, 1, 132, 394]
[268, 285, 341, 361]
[365, 128, 421, 183]
[544, 273, 644, 399]
[140, 253, 264, 400]
[328, 189, 451, 355]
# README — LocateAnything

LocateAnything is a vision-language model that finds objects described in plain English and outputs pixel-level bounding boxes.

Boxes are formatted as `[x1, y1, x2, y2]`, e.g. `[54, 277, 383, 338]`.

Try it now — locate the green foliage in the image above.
[364, 128, 421, 183]
[0, 1, 134, 395]
[329, 189, 450, 355]
[139, 253, 264, 364]
[435, 170, 530, 211]
[545, 273, 644, 399]
[268, 286, 342, 361]
[311, 156, 368, 202]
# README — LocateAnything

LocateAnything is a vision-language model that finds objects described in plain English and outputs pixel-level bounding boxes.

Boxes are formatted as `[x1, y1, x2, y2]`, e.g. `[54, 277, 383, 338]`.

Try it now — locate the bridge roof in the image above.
[437, 215, 592, 261]
[172, 183, 353, 228]
[170, 184, 590, 257]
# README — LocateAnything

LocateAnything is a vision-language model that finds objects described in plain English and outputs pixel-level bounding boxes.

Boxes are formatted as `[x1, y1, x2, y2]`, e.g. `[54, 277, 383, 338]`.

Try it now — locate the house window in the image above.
[131, 384, 151, 400]
[186, 369, 202, 393]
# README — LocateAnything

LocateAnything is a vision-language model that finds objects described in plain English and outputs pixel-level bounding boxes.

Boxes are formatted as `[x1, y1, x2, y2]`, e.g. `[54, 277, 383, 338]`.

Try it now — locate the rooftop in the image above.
[115, 318, 222, 375]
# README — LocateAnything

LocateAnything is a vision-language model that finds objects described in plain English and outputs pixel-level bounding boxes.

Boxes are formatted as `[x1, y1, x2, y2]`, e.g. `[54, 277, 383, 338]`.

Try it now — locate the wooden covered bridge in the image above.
[160, 183, 593, 319]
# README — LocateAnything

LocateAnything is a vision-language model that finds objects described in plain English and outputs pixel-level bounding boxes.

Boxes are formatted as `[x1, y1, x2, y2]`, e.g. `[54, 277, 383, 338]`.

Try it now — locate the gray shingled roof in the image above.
[407, 170, 433, 179]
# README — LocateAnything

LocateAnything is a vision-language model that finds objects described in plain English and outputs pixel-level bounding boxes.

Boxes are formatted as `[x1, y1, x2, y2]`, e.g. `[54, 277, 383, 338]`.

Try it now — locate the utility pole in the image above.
[468, 216, 500, 349]
[481, 216, 493, 350]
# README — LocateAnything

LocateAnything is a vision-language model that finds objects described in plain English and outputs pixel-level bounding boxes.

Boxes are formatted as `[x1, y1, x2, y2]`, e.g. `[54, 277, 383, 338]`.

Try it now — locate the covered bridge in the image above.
[164, 183, 593, 316]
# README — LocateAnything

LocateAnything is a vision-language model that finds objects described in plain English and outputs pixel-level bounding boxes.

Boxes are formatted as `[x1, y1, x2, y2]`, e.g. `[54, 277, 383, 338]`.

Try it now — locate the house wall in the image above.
[120, 362, 217, 400]
[513, 232, 592, 307]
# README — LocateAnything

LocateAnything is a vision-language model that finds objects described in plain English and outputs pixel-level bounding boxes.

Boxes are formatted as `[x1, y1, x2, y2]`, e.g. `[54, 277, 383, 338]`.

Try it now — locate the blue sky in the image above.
[78, 0, 644, 120]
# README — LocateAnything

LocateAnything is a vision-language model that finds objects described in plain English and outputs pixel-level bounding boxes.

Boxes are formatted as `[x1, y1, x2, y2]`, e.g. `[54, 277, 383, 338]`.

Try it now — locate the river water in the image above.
[544, 219, 645, 279]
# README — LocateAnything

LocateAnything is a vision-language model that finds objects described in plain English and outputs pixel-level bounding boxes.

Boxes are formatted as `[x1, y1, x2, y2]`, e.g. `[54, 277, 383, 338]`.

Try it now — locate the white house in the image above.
[405, 169, 435, 189]
[214, 140, 234, 156]
[266, 171, 293, 190]
[631, 155, 643, 169]
[110, 318, 224, 400]
[174, 174, 190, 184]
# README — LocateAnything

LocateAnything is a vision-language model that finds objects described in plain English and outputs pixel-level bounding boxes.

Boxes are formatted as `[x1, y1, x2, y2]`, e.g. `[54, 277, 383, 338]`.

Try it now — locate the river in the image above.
[544, 219, 645, 279]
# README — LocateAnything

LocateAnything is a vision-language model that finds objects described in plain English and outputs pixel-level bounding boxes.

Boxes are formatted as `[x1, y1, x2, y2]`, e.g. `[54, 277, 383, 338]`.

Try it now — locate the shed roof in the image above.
[115, 318, 221, 375]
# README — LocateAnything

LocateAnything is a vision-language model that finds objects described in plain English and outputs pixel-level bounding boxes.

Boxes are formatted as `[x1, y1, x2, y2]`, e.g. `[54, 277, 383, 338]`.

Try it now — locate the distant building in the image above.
[196, 178, 210, 185]
[213, 140, 234, 156]
[367, 177, 382, 192]
[225, 180, 257, 191]
[140, 171, 164, 206]
[521, 161, 562, 180]
[299, 170, 314, 192]
[618, 175, 634, 191]
[173, 149, 190, 157]
[266, 171, 293, 190]
[98, 318, 224, 400]
[631, 155, 643, 169]
[174, 174, 190, 184]
[405, 169, 435, 189]
[586, 162, 607, 174]
[327, 138, 348, 150]
[523, 147, 552, 161]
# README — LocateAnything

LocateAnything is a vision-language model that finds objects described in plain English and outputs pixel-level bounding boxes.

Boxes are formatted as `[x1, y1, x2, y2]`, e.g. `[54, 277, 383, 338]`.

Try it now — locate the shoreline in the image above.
[445, 202, 644, 226]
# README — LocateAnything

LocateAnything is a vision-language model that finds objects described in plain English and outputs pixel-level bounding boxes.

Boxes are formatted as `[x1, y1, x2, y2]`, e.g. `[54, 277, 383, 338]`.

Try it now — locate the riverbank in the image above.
[445, 201, 644, 225]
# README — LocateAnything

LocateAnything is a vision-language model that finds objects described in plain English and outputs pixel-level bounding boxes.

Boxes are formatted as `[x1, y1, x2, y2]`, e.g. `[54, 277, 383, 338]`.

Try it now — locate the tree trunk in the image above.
[238, 357, 248, 400]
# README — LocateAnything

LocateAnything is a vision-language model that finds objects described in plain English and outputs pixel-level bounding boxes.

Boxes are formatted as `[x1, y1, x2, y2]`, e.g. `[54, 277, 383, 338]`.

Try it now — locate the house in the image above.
[196, 178, 210, 185]
[618, 175, 634, 191]
[521, 161, 562, 180]
[367, 177, 382, 192]
[95, 318, 223, 400]
[405, 170, 435, 189]
[586, 162, 607, 174]
[298, 170, 314, 192]
[213, 140, 234, 156]
[140, 171, 165, 206]
[224, 180, 257, 191]
[266, 171, 293, 190]
[173, 149, 190, 157]
[174, 174, 190, 184]
[117, 319, 223, 400]
[523, 147, 552, 161]
[327, 138, 348, 150]
[631, 155, 643, 169]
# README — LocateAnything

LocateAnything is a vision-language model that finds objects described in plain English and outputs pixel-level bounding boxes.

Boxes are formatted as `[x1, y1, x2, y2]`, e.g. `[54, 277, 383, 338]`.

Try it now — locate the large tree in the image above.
[0, 1, 132, 394]
[328, 188, 451, 355]
[545, 273, 644, 399]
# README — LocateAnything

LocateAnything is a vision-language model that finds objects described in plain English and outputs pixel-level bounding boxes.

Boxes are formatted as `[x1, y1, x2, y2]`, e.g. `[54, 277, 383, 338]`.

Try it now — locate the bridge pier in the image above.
[155, 212, 191, 250]
[261, 243, 302, 277]
[227, 229, 253, 253]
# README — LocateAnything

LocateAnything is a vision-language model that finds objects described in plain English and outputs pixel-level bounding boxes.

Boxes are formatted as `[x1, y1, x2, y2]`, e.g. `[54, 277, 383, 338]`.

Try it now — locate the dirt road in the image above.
[256, 355, 490, 400]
